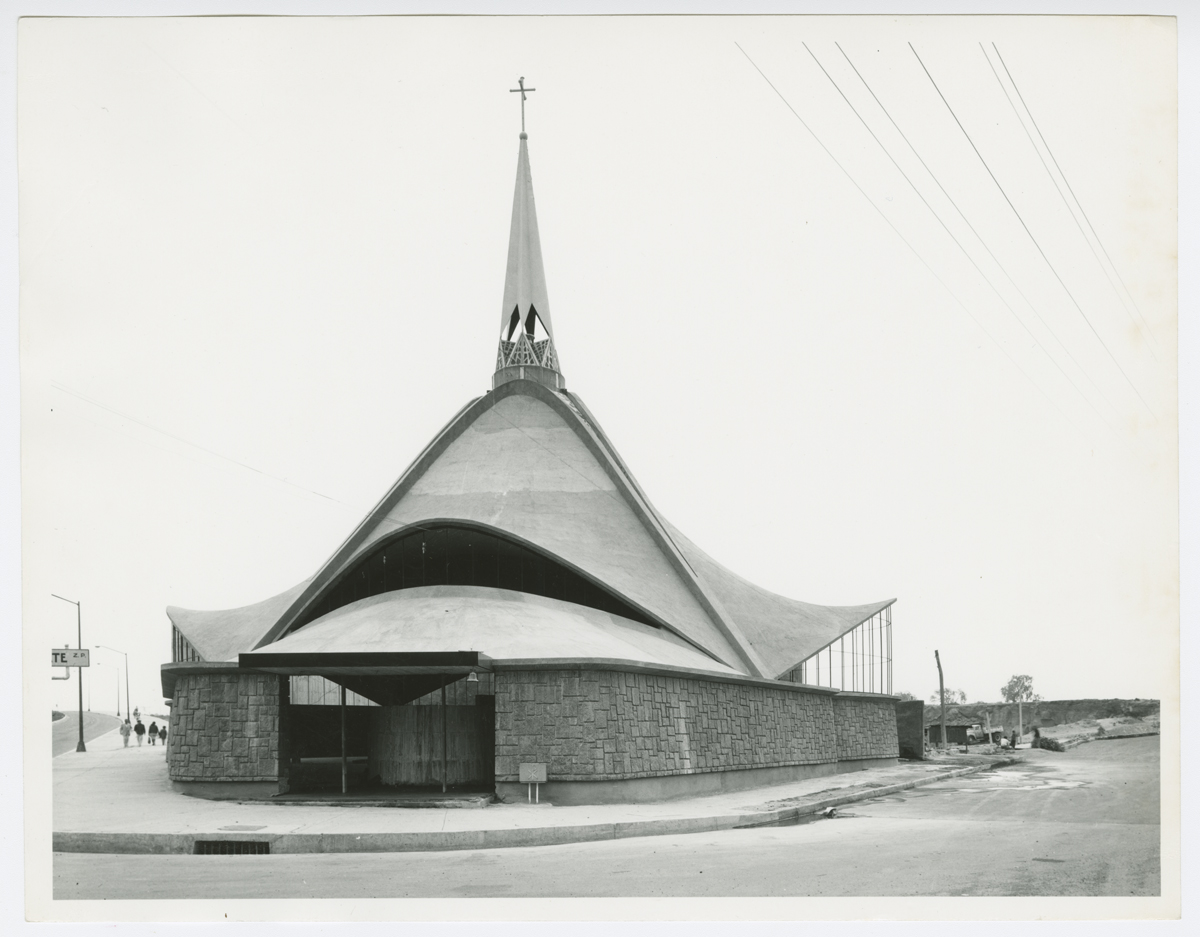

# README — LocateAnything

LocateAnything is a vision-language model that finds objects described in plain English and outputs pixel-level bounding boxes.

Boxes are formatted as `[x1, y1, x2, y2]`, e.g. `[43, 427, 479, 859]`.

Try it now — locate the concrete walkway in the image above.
[54, 726, 1016, 854]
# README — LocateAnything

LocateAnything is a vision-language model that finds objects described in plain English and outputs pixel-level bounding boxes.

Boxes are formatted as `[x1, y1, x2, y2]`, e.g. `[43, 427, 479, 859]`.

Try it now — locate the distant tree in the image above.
[895, 691, 917, 701]
[929, 688, 967, 705]
[1000, 674, 1042, 703]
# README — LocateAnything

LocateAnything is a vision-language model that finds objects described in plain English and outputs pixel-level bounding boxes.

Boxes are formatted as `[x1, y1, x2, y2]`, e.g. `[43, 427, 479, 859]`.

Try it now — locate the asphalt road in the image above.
[54, 735, 1159, 898]
[52, 711, 124, 758]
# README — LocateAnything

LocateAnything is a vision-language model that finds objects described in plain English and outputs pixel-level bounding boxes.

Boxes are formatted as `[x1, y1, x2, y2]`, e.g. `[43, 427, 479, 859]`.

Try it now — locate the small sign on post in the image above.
[52, 649, 90, 667]
[519, 762, 547, 803]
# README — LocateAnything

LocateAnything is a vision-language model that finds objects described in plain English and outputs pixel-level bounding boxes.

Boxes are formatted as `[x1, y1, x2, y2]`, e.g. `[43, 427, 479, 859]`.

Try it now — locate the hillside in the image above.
[922, 698, 1159, 733]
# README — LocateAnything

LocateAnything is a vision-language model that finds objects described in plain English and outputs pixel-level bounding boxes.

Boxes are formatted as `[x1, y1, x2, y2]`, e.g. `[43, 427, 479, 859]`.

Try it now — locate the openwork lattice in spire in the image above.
[496, 331, 560, 371]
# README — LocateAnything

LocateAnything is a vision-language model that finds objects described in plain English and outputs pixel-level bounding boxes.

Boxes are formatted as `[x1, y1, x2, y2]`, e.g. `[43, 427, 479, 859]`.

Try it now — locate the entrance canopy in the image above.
[237, 649, 489, 707]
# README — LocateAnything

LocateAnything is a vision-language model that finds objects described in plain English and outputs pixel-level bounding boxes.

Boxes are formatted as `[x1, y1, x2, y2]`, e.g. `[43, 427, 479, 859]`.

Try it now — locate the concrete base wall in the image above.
[495, 757, 899, 805]
[170, 780, 279, 801]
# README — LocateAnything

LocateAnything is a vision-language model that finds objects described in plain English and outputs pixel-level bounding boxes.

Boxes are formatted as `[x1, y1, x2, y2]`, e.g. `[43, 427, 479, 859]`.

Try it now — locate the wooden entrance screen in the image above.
[367, 696, 495, 787]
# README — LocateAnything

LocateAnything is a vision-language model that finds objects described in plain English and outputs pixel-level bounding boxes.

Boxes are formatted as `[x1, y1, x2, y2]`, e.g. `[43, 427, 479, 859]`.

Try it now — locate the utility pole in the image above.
[934, 650, 947, 751]
[52, 594, 86, 753]
[97, 645, 130, 723]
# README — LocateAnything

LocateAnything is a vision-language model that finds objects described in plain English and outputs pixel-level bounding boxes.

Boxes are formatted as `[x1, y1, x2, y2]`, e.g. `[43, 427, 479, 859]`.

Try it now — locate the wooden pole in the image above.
[934, 650, 947, 750]
[340, 684, 347, 795]
[441, 678, 448, 794]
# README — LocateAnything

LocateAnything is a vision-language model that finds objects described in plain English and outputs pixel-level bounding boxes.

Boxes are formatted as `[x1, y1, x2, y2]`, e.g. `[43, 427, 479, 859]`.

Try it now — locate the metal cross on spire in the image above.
[509, 76, 536, 133]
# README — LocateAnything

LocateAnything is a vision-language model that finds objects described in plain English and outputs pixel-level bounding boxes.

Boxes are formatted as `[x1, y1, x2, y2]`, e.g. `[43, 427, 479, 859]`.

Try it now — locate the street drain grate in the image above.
[1032, 858, 1065, 863]
[194, 840, 270, 855]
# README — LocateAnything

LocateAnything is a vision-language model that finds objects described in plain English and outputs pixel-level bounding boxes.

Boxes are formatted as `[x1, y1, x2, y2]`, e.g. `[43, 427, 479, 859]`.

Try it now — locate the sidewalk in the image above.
[54, 726, 1017, 855]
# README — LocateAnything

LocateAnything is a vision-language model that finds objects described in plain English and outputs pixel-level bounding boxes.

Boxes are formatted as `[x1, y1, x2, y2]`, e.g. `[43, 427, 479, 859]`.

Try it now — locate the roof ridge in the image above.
[562, 391, 770, 678]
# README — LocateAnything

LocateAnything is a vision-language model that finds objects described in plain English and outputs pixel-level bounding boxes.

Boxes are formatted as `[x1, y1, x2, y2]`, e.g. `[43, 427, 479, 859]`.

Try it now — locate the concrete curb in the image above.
[53, 760, 1014, 856]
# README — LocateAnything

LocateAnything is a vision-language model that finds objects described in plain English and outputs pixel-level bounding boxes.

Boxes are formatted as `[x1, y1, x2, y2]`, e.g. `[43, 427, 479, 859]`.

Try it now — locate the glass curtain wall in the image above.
[781, 606, 892, 694]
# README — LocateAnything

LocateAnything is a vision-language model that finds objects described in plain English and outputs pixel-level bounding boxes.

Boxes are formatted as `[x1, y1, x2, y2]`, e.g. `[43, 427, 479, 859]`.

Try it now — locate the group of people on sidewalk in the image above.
[119, 718, 167, 748]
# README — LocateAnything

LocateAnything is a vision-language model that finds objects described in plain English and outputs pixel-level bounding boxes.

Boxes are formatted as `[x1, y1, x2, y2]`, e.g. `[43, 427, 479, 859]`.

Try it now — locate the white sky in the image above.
[17, 13, 1180, 718]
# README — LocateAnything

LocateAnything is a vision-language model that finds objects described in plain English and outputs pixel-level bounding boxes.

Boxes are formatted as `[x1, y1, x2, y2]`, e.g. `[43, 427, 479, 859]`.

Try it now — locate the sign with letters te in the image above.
[51, 649, 90, 667]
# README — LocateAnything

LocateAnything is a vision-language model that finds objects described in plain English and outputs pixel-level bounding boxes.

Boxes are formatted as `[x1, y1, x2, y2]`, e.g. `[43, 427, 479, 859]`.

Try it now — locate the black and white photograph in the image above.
[14, 5, 1186, 924]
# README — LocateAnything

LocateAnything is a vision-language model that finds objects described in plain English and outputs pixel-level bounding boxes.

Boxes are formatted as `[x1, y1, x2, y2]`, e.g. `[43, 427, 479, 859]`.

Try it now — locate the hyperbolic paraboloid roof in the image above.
[169, 379, 893, 679]
[166, 129, 893, 683]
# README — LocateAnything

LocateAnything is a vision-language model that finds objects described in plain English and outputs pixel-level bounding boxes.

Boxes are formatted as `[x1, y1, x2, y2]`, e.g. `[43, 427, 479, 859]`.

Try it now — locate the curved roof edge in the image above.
[771, 597, 897, 679]
[168, 579, 311, 663]
[247, 585, 741, 678]
[280, 516, 731, 667]
[659, 518, 897, 680]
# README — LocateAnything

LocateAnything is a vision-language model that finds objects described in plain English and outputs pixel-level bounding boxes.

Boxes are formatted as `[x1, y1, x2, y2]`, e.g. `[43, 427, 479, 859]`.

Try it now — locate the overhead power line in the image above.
[832, 41, 1124, 429]
[733, 43, 1083, 436]
[804, 42, 1115, 434]
[50, 381, 351, 508]
[910, 43, 1158, 421]
[988, 42, 1160, 355]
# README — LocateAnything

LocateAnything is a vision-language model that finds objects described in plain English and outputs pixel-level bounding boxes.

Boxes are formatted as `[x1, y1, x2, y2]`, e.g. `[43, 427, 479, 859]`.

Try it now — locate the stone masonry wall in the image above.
[833, 694, 900, 761]
[168, 672, 280, 781]
[494, 669, 838, 782]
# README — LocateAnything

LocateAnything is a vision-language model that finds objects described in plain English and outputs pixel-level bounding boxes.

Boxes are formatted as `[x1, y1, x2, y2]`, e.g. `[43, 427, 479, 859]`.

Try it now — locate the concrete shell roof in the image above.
[315, 391, 748, 669]
[167, 580, 311, 664]
[171, 380, 891, 679]
[243, 585, 744, 677]
[663, 521, 894, 678]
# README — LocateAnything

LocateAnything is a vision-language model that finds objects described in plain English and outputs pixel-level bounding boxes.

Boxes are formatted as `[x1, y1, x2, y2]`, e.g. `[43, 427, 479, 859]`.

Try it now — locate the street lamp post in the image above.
[52, 594, 85, 753]
[96, 644, 130, 723]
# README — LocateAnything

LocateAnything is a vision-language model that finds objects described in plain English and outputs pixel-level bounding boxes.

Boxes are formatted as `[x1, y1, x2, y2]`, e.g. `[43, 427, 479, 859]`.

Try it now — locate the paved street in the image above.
[52, 712, 124, 758]
[54, 735, 1158, 898]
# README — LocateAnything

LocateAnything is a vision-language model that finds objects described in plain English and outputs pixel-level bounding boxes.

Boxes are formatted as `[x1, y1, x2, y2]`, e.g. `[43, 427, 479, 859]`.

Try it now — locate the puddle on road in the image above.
[900, 765, 1090, 796]
[932, 773, 1088, 794]
[740, 763, 1091, 827]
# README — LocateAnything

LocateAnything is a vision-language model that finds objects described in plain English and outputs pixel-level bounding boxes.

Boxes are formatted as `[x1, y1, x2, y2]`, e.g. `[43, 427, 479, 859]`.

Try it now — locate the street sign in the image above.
[51, 649, 90, 667]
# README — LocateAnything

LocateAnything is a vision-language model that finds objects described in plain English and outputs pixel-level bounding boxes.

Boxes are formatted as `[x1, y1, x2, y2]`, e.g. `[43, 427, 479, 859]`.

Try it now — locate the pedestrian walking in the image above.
[158, 725, 167, 746]
[148, 721, 158, 746]
[134, 720, 145, 746]
[119, 719, 131, 748]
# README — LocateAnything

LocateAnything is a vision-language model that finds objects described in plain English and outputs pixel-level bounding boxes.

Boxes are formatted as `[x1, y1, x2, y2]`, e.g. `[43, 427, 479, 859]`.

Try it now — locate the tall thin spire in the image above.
[494, 127, 563, 390]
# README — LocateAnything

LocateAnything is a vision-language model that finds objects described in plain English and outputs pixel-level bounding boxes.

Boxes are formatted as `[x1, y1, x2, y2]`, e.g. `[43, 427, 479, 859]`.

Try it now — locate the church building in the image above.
[161, 123, 900, 805]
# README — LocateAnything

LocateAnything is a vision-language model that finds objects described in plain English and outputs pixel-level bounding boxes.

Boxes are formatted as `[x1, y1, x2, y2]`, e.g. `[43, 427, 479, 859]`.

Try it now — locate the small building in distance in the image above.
[161, 124, 900, 805]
